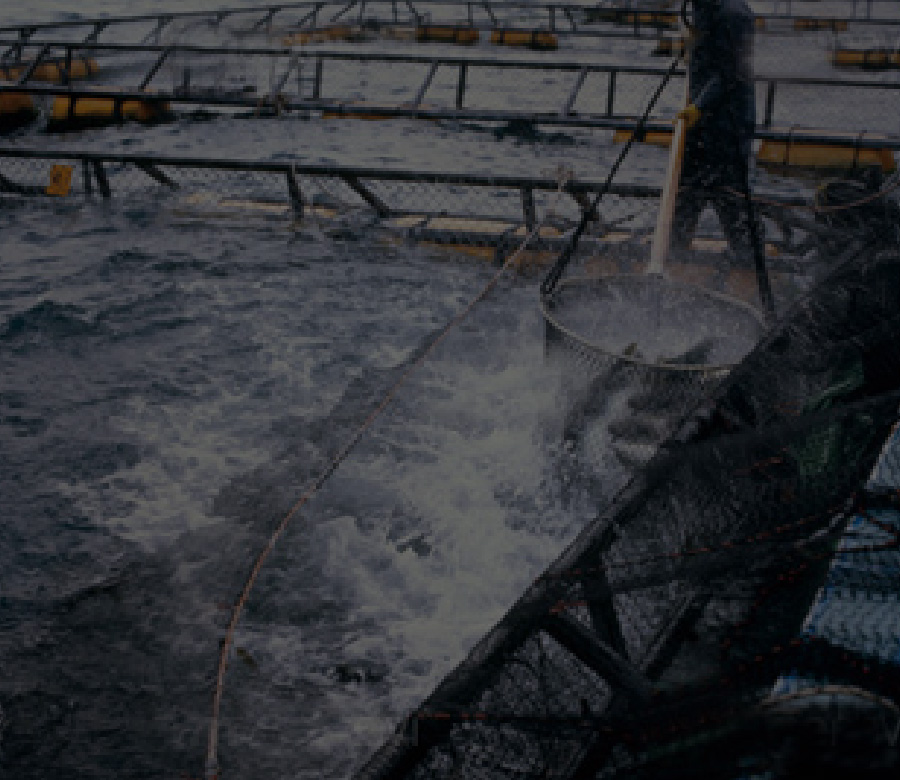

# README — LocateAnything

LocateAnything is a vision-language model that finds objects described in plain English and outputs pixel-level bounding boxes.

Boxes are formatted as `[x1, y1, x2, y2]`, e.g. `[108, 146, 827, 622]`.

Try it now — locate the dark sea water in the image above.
[0, 2, 889, 778]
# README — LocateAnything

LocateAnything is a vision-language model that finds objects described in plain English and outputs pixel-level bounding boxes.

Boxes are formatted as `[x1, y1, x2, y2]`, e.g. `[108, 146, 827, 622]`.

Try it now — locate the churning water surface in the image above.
[0, 1, 887, 778]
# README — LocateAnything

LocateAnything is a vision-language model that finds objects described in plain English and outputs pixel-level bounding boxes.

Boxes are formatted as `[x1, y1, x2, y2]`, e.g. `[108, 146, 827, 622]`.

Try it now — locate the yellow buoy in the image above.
[757, 132, 896, 175]
[282, 25, 364, 45]
[652, 36, 686, 57]
[793, 18, 848, 32]
[46, 164, 74, 196]
[490, 29, 558, 50]
[618, 11, 679, 26]
[613, 127, 673, 147]
[415, 25, 479, 45]
[48, 93, 171, 130]
[0, 57, 98, 84]
[830, 48, 897, 69]
[0, 92, 37, 129]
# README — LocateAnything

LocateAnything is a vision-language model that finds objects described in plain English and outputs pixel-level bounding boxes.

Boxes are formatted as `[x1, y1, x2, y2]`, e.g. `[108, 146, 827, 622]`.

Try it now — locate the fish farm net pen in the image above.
[352, 240, 900, 780]
[199, 173, 573, 780]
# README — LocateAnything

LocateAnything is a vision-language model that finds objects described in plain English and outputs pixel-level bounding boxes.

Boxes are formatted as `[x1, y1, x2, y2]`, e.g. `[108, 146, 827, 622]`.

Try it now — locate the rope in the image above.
[540, 53, 686, 297]
[201, 172, 571, 780]
[723, 170, 900, 214]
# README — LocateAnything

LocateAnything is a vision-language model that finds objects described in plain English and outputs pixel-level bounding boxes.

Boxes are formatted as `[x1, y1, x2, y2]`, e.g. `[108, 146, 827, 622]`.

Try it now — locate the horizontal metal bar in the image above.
[8, 39, 900, 94]
[5, 1, 900, 39]
[0, 145, 662, 194]
[2, 82, 899, 151]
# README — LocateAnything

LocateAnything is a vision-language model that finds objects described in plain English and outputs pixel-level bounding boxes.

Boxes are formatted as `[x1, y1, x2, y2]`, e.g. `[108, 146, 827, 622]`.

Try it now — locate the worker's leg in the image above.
[711, 159, 765, 264]
[671, 141, 708, 251]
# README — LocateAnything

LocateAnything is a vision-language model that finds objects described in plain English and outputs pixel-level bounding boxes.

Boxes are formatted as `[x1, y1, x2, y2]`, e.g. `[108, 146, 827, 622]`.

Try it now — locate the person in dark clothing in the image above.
[672, 0, 763, 263]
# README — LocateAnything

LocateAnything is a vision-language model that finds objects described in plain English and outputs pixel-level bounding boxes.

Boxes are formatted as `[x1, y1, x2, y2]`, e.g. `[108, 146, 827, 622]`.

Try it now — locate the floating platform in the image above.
[757, 129, 897, 175]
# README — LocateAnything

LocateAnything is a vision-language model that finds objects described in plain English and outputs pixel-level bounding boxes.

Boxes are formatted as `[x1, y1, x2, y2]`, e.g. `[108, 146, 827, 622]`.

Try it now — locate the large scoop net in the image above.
[355, 248, 900, 780]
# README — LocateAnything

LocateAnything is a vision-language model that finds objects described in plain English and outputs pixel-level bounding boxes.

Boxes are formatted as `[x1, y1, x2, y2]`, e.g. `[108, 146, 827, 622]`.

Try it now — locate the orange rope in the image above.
[203, 188, 566, 779]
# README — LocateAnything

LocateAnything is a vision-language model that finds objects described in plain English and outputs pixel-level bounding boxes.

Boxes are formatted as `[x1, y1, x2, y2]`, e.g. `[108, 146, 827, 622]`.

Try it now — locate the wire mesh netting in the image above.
[351, 236, 900, 779]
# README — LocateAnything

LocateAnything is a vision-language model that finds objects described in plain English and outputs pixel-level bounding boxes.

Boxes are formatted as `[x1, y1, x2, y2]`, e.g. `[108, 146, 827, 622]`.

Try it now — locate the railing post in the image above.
[606, 70, 616, 117]
[456, 63, 467, 110]
[763, 80, 776, 128]
[286, 167, 304, 217]
[92, 161, 111, 199]
[313, 56, 323, 99]
[521, 186, 536, 231]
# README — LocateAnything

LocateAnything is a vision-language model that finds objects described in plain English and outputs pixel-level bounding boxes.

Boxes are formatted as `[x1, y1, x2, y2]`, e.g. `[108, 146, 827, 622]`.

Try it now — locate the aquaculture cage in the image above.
[354, 244, 900, 780]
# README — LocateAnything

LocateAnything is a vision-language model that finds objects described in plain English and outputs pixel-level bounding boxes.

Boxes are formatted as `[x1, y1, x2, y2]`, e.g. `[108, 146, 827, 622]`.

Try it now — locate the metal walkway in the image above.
[4, 42, 900, 138]
[3, 0, 900, 54]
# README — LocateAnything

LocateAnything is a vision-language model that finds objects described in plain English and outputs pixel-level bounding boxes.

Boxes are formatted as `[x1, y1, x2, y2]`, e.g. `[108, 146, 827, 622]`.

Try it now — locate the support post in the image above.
[455, 63, 467, 110]
[482, 1, 498, 26]
[606, 70, 617, 117]
[286, 167, 304, 216]
[15, 44, 50, 85]
[140, 16, 172, 46]
[560, 66, 589, 117]
[330, 0, 359, 23]
[135, 162, 179, 189]
[521, 186, 536, 231]
[138, 46, 172, 91]
[92, 160, 111, 199]
[250, 7, 281, 32]
[61, 46, 72, 87]
[413, 60, 439, 107]
[763, 80, 776, 128]
[543, 614, 653, 704]
[340, 174, 390, 216]
[82, 159, 93, 195]
[313, 56, 323, 99]
[83, 22, 109, 45]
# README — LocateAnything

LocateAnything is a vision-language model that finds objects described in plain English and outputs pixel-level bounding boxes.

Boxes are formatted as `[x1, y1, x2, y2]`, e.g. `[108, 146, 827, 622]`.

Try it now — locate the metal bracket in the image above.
[543, 613, 653, 704]
[330, 0, 359, 23]
[249, 7, 281, 32]
[135, 162, 179, 189]
[339, 174, 390, 217]
[138, 46, 173, 91]
[560, 66, 589, 117]
[140, 16, 172, 45]
[412, 60, 439, 107]
[83, 22, 109, 45]
[15, 44, 50, 85]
